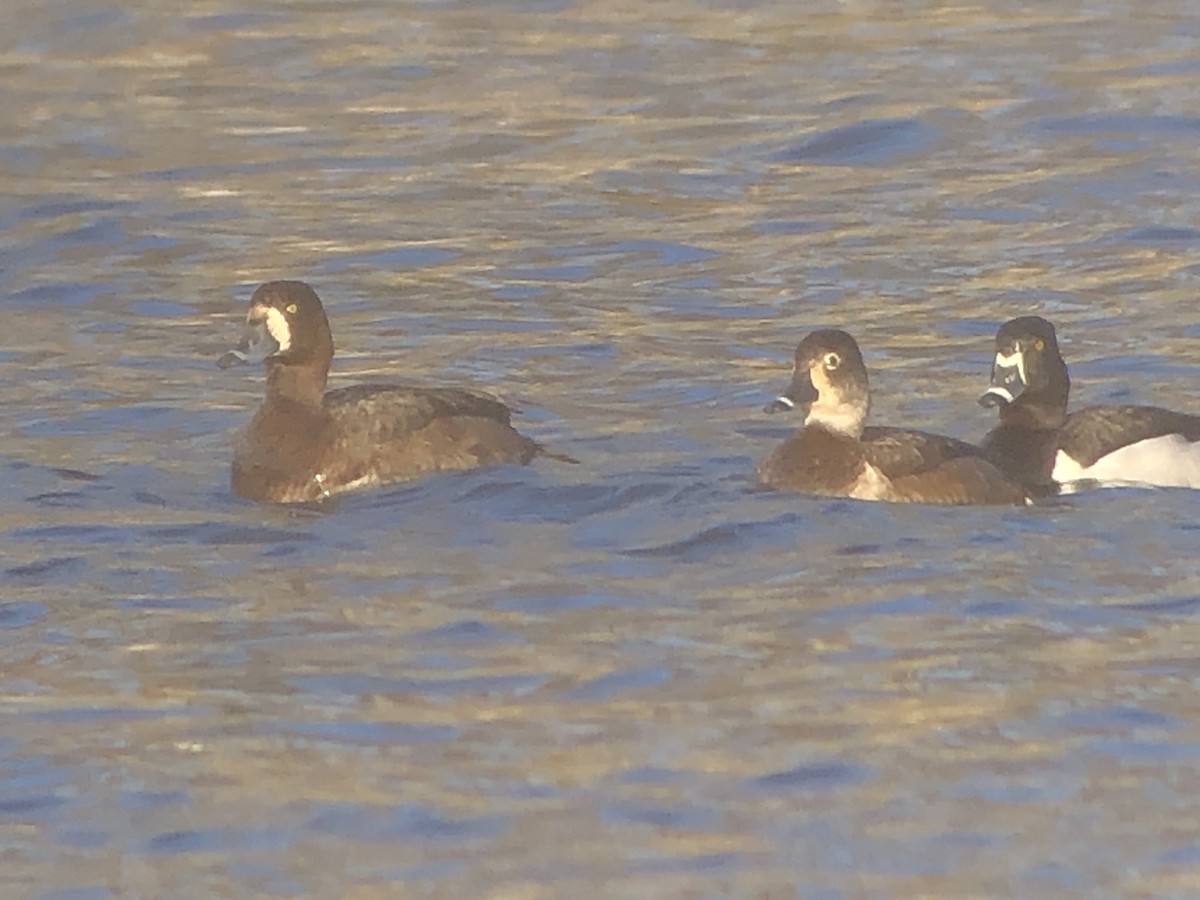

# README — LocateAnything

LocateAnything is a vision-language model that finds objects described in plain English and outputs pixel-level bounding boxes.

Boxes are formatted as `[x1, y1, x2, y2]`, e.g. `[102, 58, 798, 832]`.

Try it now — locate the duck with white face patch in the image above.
[765, 333, 870, 438]
[979, 316, 1068, 426]
[756, 329, 1029, 506]
[217, 290, 306, 371]
[218, 280, 576, 503]
[981, 344, 1034, 408]
[980, 315, 1200, 493]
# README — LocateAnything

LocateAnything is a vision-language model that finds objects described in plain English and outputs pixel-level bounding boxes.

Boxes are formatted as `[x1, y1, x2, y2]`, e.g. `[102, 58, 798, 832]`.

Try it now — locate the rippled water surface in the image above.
[5, 1, 1200, 896]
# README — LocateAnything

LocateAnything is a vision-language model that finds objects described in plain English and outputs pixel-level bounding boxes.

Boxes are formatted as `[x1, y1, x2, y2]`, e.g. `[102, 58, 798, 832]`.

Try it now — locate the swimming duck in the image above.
[218, 280, 572, 503]
[980, 315, 1200, 492]
[757, 329, 1029, 505]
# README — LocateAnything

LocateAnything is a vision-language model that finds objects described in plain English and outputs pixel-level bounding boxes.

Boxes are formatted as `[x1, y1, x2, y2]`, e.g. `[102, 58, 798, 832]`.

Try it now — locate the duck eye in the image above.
[285, 303, 298, 314]
[1034, 339, 1045, 351]
[823, 352, 841, 370]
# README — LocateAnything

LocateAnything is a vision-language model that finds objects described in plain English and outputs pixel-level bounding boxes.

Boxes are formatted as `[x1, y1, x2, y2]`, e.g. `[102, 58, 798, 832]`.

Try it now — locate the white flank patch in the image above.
[1053, 434, 1200, 490]
[336, 473, 379, 493]
[848, 463, 893, 501]
[262, 307, 292, 352]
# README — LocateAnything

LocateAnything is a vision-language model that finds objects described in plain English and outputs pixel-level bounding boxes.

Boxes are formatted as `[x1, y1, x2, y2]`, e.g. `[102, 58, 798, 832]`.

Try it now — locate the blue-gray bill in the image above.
[216, 321, 277, 370]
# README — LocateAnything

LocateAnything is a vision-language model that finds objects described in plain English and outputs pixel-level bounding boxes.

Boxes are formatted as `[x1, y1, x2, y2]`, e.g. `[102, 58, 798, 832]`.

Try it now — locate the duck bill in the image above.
[764, 368, 819, 414]
[979, 355, 1028, 408]
[216, 319, 279, 369]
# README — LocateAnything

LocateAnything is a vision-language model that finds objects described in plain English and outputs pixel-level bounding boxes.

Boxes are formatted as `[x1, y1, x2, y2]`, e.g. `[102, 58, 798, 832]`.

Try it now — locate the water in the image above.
[4, 1, 1200, 896]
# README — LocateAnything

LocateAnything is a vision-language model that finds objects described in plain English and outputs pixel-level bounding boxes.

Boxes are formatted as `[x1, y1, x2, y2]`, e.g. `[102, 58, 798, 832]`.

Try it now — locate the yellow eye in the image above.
[285, 303, 298, 314]
[823, 352, 841, 370]
[1034, 339, 1045, 351]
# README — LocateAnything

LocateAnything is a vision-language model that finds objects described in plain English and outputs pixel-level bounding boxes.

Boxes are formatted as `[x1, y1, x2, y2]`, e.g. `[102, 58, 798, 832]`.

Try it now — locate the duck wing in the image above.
[323, 384, 514, 439]
[887, 456, 1030, 506]
[859, 426, 1029, 505]
[1062, 405, 1200, 468]
[860, 425, 982, 479]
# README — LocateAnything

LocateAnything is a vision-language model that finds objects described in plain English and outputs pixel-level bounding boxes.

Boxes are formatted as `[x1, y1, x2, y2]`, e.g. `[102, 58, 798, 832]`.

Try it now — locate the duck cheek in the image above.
[262, 307, 293, 352]
[985, 360, 1028, 403]
[806, 365, 834, 402]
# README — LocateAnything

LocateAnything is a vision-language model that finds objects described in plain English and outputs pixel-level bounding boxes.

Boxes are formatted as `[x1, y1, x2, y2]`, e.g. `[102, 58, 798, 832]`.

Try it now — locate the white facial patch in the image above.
[994, 348, 1027, 384]
[260, 306, 292, 352]
[1053, 435, 1200, 490]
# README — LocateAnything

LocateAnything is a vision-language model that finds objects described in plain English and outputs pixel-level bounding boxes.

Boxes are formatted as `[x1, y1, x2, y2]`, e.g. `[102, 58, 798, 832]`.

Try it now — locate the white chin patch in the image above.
[982, 385, 1015, 404]
[261, 307, 292, 352]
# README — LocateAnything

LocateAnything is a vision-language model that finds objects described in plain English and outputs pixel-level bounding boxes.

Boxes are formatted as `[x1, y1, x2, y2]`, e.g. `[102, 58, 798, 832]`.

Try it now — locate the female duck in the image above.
[758, 329, 1028, 505]
[219, 281, 570, 503]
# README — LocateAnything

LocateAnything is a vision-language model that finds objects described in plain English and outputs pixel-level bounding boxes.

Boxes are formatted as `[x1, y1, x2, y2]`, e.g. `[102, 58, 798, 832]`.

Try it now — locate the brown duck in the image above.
[218, 280, 573, 503]
[757, 329, 1029, 506]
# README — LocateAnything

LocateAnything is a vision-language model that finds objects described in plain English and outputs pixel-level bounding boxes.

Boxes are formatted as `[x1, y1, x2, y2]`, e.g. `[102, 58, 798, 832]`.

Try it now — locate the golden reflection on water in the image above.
[4, 0, 1200, 895]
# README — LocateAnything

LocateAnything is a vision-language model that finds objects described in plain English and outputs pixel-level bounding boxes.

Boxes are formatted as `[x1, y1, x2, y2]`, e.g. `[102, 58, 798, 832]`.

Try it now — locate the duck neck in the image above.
[806, 404, 867, 439]
[1001, 389, 1067, 431]
[264, 359, 329, 407]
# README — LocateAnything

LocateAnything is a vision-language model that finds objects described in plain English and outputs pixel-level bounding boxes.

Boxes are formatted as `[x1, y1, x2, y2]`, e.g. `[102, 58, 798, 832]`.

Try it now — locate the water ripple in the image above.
[775, 117, 940, 165]
[750, 760, 871, 792]
[308, 802, 504, 843]
[622, 514, 804, 562]
[561, 666, 673, 702]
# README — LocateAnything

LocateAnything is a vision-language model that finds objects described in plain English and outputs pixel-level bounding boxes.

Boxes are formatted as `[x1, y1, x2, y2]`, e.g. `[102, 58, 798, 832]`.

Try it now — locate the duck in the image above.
[756, 329, 1029, 505]
[217, 280, 573, 503]
[980, 315, 1200, 492]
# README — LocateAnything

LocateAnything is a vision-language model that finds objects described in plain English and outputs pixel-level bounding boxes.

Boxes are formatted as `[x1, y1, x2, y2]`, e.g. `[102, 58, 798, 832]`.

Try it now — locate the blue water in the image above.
[3, 1, 1200, 896]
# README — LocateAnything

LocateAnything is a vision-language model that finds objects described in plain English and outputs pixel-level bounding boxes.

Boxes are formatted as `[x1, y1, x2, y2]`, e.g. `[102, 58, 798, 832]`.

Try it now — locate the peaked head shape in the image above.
[765, 329, 870, 437]
[978, 315, 1069, 423]
[217, 280, 335, 401]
